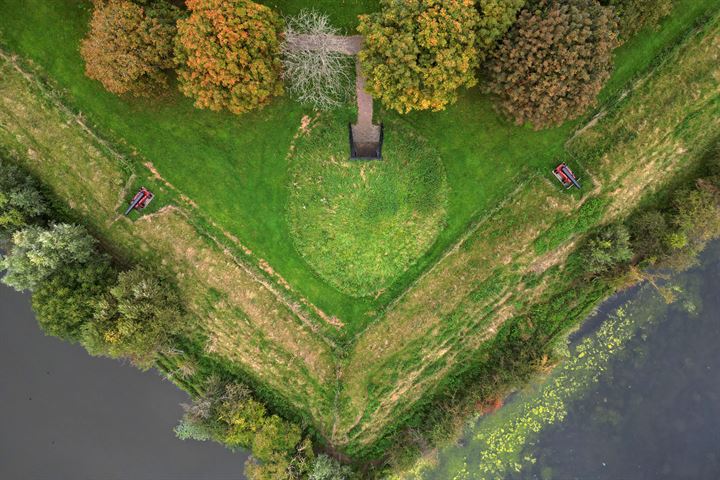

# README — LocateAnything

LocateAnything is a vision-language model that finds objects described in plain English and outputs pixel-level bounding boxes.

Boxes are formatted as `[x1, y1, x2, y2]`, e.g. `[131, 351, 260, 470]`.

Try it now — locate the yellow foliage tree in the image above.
[358, 0, 480, 113]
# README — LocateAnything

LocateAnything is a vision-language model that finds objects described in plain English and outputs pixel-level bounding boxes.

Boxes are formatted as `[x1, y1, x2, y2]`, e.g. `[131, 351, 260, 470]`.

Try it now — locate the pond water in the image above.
[0, 286, 248, 480]
[407, 242, 720, 480]
[4, 246, 720, 480]
[516, 245, 720, 480]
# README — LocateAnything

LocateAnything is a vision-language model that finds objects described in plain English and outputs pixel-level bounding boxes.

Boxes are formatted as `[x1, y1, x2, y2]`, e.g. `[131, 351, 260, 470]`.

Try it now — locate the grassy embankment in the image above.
[0, 0, 718, 464]
[0, 55, 340, 435]
[334, 11, 720, 458]
[1, 0, 715, 338]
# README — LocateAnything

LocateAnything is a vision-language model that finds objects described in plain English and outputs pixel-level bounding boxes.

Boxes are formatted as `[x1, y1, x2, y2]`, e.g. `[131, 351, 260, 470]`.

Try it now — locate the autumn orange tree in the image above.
[80, 0, 180, 96]
[486, 0, 619, 129]
[358, 0, 480, 114]
[174, 0, 284, 115]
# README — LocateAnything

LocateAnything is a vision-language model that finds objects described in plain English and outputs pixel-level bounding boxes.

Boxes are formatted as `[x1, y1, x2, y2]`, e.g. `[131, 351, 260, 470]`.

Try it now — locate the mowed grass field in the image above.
[1, 0, 717, 338]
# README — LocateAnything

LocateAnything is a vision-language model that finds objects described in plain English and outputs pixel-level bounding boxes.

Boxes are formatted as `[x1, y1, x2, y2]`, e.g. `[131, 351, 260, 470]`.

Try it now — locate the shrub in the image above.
[176, 378, 311, 479]
[309, 455, 352, 480]
[175, 0, 284, 114]
[0, 159, 47, 239]
[475, 0, 526, 59]
[486, 0, 619, 129]
[80, 0, 180, 96]
[32, 260, 116, 342]
[606, 0, 673, 39]
[281, 10, 354, 110]
[251, 415, 302, 462]
[584, 224, 633, 274]
[81, 266, 184, 368]
[656, 184, 720, 271]
[671, 186, 720, 246]
[218, 384, 268, 447]
[174, 416, 215, 441]
[358, 0, 480, 113]
[0, 224, 98, 291]
[629, 210, 669, 259]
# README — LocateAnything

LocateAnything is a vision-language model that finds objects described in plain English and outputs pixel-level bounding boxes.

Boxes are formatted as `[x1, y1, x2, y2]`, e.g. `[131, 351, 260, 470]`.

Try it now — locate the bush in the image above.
[32, 260, 116, 342]
[251, 415, 302, 463]
[671, 186, 720, 246]
[655, 184, 720, 271]
[218, 383, 268, 447]
[629, 210, 669, 259]
[175, 0, 284, 114]
[81, 266, 184, 368]
[0, 159, 47, 239]
[309, 455, 352, 480]
[176, 378, 312, 479]
[358, 0, 480, 113]
[281, 10, 354, 110]
[80, 0, 180, 96]
[0, 224, 99, 291]
[584, 224, 633, 274]
[486, 0, 619, 129]
[606, 0, 673, 39]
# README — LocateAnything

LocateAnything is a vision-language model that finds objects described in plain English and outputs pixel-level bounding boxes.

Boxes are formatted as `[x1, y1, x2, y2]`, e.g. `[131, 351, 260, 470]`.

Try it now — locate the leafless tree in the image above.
[282, 10, 354, 110]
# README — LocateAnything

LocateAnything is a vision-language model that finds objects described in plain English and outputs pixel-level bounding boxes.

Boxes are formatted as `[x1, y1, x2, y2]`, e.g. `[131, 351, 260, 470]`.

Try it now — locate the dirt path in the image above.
[286, 34, 362, 55]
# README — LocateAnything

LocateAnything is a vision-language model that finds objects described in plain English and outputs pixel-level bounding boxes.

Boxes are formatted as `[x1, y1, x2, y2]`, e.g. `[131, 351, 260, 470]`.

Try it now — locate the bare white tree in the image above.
[282, 10, 354, 110]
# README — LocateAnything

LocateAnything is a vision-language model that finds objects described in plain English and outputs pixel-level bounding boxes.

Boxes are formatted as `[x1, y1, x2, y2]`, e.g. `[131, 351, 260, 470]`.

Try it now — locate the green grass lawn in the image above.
[0, 0, 716, 338]
[288, 115, 448, 297]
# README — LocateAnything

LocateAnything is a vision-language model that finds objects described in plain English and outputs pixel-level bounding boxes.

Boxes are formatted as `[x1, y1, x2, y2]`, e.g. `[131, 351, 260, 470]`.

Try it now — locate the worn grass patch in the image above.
[287, 118, 448, 297]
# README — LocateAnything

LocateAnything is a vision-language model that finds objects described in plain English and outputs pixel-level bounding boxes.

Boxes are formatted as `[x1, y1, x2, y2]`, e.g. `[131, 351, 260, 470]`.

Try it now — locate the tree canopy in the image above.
[486, 0, 619, 129]
[81, 266, 185, 368]
[0, 224, 99, 291]
[80, 0, 180, 96]
[0, 158, 47, 239]
[174, 0, 284, 114]
[475, 0, 526, 59]
[358, 0, 481, 113]
[32, 260, 116, 342]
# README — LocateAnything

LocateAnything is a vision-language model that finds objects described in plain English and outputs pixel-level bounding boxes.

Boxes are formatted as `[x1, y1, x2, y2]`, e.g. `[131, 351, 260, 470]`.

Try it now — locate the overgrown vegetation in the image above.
[486, 0, 619, 128]
[175, 378, 324, 479]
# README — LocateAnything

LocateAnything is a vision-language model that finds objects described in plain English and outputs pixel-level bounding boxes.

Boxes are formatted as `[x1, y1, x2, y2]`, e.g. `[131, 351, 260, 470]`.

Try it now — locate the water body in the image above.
[411, 243, 720, 480]
[517, 245, 720, 480]
[0, 286, 248, 480]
